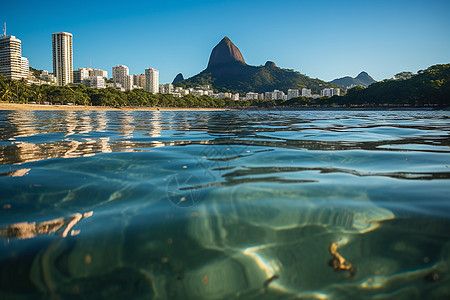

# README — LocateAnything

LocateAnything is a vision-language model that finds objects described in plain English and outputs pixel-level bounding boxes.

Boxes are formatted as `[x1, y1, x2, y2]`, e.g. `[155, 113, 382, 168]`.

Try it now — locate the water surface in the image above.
[0, 110, 449, 299]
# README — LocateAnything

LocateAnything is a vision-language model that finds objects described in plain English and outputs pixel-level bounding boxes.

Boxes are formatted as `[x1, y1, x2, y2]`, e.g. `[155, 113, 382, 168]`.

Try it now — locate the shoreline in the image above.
[0, 103, 232, 111]
[0, 103, 442, 112]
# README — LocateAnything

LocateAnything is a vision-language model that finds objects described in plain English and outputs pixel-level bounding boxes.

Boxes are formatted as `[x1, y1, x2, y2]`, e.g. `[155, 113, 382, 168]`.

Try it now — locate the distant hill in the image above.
[341, 64, 450, 107]
[331, 71, 376, 88]
[176, 37, 340, 94]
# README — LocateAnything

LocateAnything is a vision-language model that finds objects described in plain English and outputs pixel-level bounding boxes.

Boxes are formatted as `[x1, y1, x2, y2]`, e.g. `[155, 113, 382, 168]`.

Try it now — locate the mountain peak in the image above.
[172, 73, 184, 84]
[331, 71, 376, 88]
[355, 71, 375, 85]
[207, 36, 246, 69]
[265, 61, 277, 68]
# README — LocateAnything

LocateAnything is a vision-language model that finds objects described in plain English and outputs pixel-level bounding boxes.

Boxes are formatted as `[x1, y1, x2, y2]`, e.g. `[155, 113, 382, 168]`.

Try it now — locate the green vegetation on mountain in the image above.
[337, 64, 450, 107]
[331, 71, 376, 88]
[29, 67, 42, 79]
[175, 37, 340, 94]
[1, 64, 448, 109]
[176, 61, 341, 94]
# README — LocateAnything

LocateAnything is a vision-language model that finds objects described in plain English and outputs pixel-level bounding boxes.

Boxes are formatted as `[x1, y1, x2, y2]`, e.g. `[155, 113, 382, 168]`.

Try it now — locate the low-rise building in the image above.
[159, 83, 174, 94]
[191, 90, 205, 97]
[302, 88, 312, 97]
[287, 89, 300, 100]
[73, 68, 92, 84]
[88, 76, 105, 89]
[107, 82, 125, 91]
[265, 92, 274, 100]
[245, 92, 259, 100]
[40, 70, 57, 84]
[91, 69, 108, 79]
[321, 88, 340, 97]
[273, 90, 285, 100]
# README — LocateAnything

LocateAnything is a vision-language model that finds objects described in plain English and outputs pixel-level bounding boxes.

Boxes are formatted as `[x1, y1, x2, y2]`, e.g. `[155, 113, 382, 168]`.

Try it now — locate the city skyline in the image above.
[2, 0, 450, 84]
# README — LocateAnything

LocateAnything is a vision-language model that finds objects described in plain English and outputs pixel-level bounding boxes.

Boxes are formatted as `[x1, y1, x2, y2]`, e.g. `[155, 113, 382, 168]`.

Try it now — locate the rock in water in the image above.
[206, 36, 246, 69]
[172, 73, 184, 84]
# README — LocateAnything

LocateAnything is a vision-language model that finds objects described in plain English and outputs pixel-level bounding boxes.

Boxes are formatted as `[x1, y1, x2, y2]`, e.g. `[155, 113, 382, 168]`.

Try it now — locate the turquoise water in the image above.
[0, 110, 449, 299]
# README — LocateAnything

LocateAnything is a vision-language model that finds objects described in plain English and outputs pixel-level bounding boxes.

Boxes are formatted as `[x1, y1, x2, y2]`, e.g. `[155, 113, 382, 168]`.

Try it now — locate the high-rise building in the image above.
[145, 68, 159, 94]
[0, 35, 24, 80]
[133, 74, 146, 88]
[112, 65, 132, 91]
[52, 32, 73, 86]
[21, 57, 29, 79]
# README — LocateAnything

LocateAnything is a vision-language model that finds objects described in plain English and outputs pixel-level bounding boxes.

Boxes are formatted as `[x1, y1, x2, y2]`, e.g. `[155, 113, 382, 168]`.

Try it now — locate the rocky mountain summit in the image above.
[206, 37, 246, 69]
[176, 37, 338, 94]
[172, 73, 184, 84]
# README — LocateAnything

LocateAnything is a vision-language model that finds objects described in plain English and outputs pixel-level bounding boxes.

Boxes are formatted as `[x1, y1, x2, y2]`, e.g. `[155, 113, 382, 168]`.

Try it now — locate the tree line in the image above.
[1, 63, 449, 108]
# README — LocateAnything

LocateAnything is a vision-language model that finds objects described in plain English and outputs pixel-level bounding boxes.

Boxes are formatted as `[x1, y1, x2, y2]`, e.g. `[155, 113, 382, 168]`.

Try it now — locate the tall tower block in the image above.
[52, 32, 73, 86]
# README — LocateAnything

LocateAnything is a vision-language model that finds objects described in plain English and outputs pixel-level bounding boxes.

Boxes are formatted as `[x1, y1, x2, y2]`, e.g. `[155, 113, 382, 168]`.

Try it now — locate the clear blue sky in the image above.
[2, 0, 449, 83]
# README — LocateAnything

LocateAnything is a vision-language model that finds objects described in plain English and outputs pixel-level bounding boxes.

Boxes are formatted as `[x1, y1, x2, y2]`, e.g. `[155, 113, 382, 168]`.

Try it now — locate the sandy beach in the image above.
[0, 103, 232, 111]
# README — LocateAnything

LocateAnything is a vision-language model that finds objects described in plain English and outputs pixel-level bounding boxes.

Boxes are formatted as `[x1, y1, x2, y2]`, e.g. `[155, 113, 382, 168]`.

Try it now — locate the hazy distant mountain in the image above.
[331, 71, 376, 88]
[176, 37, 339, 94]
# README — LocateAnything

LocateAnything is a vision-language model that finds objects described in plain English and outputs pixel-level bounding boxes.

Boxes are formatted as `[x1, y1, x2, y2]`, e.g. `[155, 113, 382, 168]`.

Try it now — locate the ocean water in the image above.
[0, 109, 449, 299]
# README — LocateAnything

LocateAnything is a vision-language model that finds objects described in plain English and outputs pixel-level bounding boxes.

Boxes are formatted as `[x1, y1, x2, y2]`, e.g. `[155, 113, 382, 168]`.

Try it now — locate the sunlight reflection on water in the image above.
[0, 110, 449, 299]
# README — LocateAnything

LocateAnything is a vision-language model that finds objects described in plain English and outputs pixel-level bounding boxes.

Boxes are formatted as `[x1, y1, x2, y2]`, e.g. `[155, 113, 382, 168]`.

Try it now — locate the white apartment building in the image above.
[273, 90, 285, 100]
[40, 70, 57, 84]
[52, 32, 73, 85]
[302, 88, 312, 97]
[91, 69, 108, 79]
[264, 92, 274, 100]
[145, 68, 159, 94]
[159, 83, 173, 94]
[245, 92, 259, 100]
[191, 90, 205, 97]
[321, 88, 340, 97]
[287, 89, 300, 100]
[73, 67, 91, 84]
[21, 57, 29, 79]
[133, 74, 145, 88]
[0, 35, 25, 80]
[88, 76, 105, 89]
[112, 65, 132, 91]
